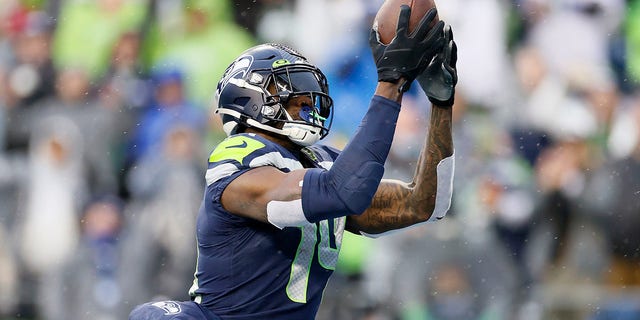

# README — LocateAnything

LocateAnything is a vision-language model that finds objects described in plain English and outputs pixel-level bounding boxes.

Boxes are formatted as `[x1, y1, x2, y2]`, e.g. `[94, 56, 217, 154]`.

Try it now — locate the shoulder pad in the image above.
[209, 135, 266, 164]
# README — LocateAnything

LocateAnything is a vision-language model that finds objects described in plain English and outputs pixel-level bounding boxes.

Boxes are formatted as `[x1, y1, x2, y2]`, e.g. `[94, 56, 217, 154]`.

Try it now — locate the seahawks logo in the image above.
[218, 55, 254, 94]
[151, 301, 182, 315]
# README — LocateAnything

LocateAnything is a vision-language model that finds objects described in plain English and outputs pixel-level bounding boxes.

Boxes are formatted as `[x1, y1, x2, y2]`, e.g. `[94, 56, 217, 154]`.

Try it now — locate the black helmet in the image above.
[214, 43, 333, 146]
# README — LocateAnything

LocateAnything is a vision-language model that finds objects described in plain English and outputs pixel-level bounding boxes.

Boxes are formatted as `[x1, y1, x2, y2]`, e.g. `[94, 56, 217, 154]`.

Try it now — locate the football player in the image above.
[129, 6, 457, 320]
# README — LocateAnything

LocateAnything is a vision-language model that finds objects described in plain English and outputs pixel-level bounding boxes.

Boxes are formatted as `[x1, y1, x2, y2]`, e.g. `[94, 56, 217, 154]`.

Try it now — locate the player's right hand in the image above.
[369, 5, 445, 92]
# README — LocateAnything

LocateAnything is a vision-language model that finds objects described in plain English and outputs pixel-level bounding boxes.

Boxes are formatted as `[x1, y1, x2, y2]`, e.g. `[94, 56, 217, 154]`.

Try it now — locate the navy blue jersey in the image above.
[189, 133, 345, 320]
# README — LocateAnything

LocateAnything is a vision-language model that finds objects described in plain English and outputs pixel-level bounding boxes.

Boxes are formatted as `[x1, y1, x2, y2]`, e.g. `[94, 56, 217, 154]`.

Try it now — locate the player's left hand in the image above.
[417, 24, 457, 107]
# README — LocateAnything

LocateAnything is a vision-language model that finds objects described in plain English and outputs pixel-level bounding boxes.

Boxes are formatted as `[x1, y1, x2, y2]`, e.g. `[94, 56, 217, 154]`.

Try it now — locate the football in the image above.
[373, 0, 439, 45]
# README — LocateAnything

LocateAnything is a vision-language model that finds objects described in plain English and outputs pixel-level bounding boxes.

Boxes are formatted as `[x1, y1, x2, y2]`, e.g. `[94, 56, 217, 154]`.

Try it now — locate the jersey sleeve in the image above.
[204, 134, 303, 215]
[206, 135, 266, 201]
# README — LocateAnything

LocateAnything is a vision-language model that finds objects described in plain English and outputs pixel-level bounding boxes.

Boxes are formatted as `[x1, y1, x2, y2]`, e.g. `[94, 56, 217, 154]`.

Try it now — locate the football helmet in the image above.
[213, 43, 333, 146]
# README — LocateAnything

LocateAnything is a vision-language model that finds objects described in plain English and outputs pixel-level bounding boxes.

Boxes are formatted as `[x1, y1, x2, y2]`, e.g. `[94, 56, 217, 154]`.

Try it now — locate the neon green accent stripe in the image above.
[273, 59, 290, 68]
[209, 136, 265, 164]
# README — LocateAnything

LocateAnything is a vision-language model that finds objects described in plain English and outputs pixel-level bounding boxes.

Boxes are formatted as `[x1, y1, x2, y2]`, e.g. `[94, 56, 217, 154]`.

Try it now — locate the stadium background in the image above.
[1, 0, 640, 319]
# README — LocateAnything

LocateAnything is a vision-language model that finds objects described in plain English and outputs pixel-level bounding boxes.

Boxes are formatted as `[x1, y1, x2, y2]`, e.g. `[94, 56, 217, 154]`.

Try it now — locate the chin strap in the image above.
[216, 108, 321, 146]
[280, 106, 322, 146]
[282, 123, 321, 146]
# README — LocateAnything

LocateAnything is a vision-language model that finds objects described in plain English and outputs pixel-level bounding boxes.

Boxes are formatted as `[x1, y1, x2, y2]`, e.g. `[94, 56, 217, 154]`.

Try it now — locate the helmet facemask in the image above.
[259, 65, 332, 146]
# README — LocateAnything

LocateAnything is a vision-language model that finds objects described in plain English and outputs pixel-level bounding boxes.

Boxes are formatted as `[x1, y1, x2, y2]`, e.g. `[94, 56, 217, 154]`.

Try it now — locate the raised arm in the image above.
[345, 105, 453, 235]
[220, 82, 403, 226]
[347, 24, 458, 236]
[221, 7, 444, 229]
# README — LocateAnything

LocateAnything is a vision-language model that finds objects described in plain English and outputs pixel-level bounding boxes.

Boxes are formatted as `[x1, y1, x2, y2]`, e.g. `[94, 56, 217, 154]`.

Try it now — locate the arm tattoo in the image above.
[412, 106, 454, 207]
[347, 106, 453, 235]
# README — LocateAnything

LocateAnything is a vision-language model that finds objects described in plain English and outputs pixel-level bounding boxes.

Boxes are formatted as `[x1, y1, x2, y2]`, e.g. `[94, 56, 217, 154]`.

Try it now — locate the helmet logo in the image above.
[272, 59, 291, 68]
[218, 55, 254, 94]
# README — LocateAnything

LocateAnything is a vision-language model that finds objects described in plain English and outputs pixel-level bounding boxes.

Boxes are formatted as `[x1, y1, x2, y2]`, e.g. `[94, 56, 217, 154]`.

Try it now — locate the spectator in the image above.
[2, 9, 57, 152]
[42, 195, 127, 320]
[99, 31, 150, 113]
[127, 67, 206, 164]
[97, 31, 152, 196]
[581, 94, 640, 287]
[146, 0, 255, 108]
[17, 116, 85, 317]
[30, 67, 121, 194]
[52, 0, 147, 79]
[121, 123, 204, 311]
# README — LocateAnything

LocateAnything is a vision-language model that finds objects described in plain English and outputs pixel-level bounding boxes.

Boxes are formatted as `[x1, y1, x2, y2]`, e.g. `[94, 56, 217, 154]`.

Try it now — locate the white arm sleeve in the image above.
[429, 153, 455, 221]
[266, 199, 310, 229]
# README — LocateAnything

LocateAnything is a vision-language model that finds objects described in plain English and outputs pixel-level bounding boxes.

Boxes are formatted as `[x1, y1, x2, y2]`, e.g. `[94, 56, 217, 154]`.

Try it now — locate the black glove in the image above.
[417, 24, 458, 107]
[370, 6, 445, 92]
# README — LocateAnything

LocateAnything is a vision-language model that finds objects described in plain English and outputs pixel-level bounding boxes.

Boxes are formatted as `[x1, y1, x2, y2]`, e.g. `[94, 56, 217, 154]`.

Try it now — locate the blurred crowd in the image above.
[0, 0, 639, 319]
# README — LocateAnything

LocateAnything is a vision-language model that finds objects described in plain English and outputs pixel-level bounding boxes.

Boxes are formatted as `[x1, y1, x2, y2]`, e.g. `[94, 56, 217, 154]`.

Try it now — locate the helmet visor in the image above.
[274, 70, 322, 91]
[273, 66, 330, 103]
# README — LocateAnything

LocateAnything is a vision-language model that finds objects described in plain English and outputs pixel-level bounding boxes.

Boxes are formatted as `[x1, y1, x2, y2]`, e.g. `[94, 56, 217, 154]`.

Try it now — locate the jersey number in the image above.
[286, 217, 345, 303]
